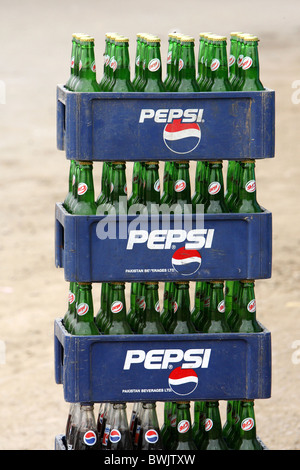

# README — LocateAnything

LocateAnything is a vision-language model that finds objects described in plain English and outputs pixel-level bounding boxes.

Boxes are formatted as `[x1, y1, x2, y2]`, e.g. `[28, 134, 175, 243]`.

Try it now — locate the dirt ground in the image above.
[0, 0, 300, 450]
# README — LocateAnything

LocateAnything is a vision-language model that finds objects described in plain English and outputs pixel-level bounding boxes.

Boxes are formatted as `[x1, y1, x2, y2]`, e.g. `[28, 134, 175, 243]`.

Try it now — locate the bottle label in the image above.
[72, 174, 76, 186]
[145, 429, 159, 444]
[110, 182, 114, 193]
[104, 54, 110, 66]
[79, 60, 82, 71]
[247, 299, 256, 312]
[245, 180, 256, 193]
[77, 302, 89, 316]
[71, 56, 75, 68]
[124, 184, 127, 195]
[110, 56, 117, 72]
[217, 300, 225, 313]
[178, 420, 190, 433]
[68, 291, 75, 305]
[167, 51, 172, 64]
[238, 55, 244, 67]
[83, 430, 97, 446]
[175, 179, 186, 193]
[204, 297, 210, 308]
[173, 301, 178, 313]
[134, 424, 141, 445]
[170, 415, 177, 427]
[205, 418, 213, 432]
[136, 55, 140, 66]
[229, 54, 235, 67]
[111, 300, 123, 313]
[148, 58, 160, 72]
[109, 429, 122, 443]
[242, 56, 253, 70]
[78, 182, 88, 196]
[241, 417, 254, 431]
[154, 179, 160, 192]
[91, 61, 96, 73]
[211, 58, 220, 71]
[178, 58, 184, 71]
[155, 301, 160, 312]
[208, 181, 221, 195]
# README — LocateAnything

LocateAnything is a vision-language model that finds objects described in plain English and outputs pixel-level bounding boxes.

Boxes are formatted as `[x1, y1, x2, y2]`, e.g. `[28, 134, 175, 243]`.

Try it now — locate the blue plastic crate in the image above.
[56, 85, 275, 162]
[54, 318, 271, 403]
[55, 202, 272, 283]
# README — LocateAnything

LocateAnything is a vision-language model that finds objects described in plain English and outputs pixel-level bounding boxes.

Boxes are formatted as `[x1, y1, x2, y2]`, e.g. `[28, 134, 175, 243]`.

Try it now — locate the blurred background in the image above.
[0, 0, 299, 450]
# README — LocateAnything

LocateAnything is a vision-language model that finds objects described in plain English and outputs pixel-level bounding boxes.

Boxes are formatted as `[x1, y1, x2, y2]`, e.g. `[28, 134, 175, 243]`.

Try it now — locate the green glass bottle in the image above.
[144, 161, 161, 208]
[69, 161, 79, 213]
[168, 281, 197, 334]
[138, 282, 165, 334]
[141, 36, 166, 92]
[228, 32, 243, 87]
[128, 162, 143, 207]
[174, 36, 200, 92]
[109, 36, 135, 92]
[104, 282, 132, 335]
[226, 280, 241, 330]
[109, 161, 128, 214]
[174, 402, 197, 450]
[222, 400, 234, 443]
[232, 280, 262, 332]
[200, 401, 228, 450]
[65, 33, 79, 90]
[96, 161, 109, 207]
[225, 160, 237, 207]
[226, 160, 241, 212]
[132, 33, 142, 90]
[126, 282, 139, 332]
[206, 35, 231, 91]
[225, 280, 234, 320]
[164, 33, 176, 90]
[192, 401, 201, 439]
[202, 281, 230, 333]
[235, 400, 263, 450]
[204, 161, 228, 213]
[232, 160, 262, 213]
[134, 34, 148, 91]
[161, 282, 176, 332]
[191, 282, 206, 331]
[74, 36, 100, 92]
[160, 402, 173, 449]
[102, 33, 117, 92]
[73, 162, 97, 215]
[198, 34, 211, 91]
[98, 32, 112, 91]
[192, 160, 207, 210]
[193, 281, 211, 332]
[173, 161, 192, 213]
[95, 282, 109, 332]
[194, 401, 207, 449]
[68, 33, 86, 91]
[161, 161, 176, 206]
[237, 35, 264, 91]
[63, 159, 77, 213]
[132, 282, 146, 333]
[197, 33, 211, 88]
[225, 400, 241, 449]
[63, 281, 77, 332]
[72, 283, 100, 335]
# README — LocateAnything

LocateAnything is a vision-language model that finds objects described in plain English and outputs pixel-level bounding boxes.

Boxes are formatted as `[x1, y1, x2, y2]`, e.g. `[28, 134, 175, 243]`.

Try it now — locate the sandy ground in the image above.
[0, 0, 300, 450]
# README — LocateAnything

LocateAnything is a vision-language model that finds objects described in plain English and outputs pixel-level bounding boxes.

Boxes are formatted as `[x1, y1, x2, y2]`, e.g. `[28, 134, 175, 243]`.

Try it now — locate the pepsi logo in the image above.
[109, 429, 121, 443]
[163, 119, 201, 155]
[110, 57, 117, 72]
[154, 179, 160, 192]
[229, 54, 235, 67]
[241, 417, 254, 431]
[205, 418, 213, 432]
[211, 58, 220, 71]
[208, 181, 221, 195]
[111, 301, 123, 314]
[145, 429, 159, 444]
[148, 58, 160, 72]
[83, 430, 97, 446]
[68, 291, 75, 304]
[177, 420, 190, 433]
[172, 247, 201, 276]
[247, 299, 256, 313]
[245, 179, 256, 193]
[168, 367, 198, 395]
[77, 182, 88, 196]
[77, 302, 89, 316]
[217, 300, 225, 313]
[174, 179, 186, 193]
[178, 58, 184, 71]
[242, 56, 253, 70]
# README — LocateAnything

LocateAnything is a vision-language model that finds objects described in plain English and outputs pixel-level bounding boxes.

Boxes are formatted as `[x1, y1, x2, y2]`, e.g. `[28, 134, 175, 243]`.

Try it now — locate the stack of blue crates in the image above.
[54, 85, 274, 445]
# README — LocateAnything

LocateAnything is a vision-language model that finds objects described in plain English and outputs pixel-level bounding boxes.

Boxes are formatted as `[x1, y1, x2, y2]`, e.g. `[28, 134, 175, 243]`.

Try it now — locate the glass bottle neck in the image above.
[205, 401, 223, 439]
[144, 283, 160, 322]
[144, 162, 160, 204]
[109, 283, 127, 322]
[179, 43, 196, 80]
[209, 282, 226, 321]
[78, 42, 97, 81]
[76, 163, 95, 203]
[76, 283, 94, 323]
[176, 403, 193, 442]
